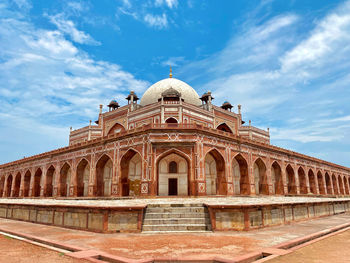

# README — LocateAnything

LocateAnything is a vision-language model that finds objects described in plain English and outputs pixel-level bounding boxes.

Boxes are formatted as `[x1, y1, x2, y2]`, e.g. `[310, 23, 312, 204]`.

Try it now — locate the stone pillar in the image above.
[266, 158, 273, 195]
[19, 172, 24, 197]
[3, 175, 8, 197]
[53, 168, 59, 197]
[226, 147, 233, 195]
[305, 168, 311, 194]
[281, 161, 288, 195]
[88, 162, 96, 197]
[248, 152, 256, 195]
[29, 169, 35, 197]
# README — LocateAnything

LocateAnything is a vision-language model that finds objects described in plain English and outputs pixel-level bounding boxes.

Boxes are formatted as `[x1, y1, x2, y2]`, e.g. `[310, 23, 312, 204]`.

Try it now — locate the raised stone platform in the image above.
[0, 196, 349, 233]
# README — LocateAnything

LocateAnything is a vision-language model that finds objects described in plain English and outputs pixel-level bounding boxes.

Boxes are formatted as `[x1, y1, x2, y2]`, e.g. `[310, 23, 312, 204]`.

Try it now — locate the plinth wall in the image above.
[210, 200, 350, 231]
[0, 203, 144, 233]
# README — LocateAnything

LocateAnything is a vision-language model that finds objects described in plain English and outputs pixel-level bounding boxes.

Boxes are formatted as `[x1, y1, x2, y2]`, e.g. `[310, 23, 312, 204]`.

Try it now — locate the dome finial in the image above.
[169, 66, 173, 78]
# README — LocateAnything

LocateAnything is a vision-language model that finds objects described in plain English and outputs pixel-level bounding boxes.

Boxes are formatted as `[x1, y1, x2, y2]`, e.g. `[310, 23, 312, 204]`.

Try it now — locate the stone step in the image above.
[142, 224, 209, 232]
[145, 207, 205, 213]
[143, 218, 209, 225]
[144, 212, 209, 219]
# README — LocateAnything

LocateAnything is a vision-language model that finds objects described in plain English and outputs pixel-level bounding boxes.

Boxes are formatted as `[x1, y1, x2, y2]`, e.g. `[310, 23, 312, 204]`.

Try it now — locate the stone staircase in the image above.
[142, 203, 211, 233]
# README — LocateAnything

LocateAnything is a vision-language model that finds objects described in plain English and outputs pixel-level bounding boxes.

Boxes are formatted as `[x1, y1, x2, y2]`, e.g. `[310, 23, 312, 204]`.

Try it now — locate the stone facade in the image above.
[0, 77, 350, 199]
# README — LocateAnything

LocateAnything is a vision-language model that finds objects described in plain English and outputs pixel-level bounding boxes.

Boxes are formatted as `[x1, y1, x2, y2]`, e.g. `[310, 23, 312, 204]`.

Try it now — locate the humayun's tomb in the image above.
[0, 70, 350, 233]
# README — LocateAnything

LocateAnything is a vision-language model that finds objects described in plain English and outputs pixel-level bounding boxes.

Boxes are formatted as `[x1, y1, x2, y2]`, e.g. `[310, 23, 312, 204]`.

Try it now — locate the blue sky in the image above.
[1, 0, 350, 166]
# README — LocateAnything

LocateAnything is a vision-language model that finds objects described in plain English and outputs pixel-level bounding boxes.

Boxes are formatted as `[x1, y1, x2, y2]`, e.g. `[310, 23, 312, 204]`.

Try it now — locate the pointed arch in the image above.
[332, 174, 338, 195]
[107, 122, 126, 136]
[272, 161, 283, 195]
[325, 172, 332, 195]
[23, 170, 31, 197]
[253, 158, 268, 195]
[120, 149, 142, 196]
[60, 163, 71, 197]
[6, 174, 13, 197]
[298, 167, 307, 194]
[33, 168, 42, 197]
[0, 176, 5, 197]
[286, 164, 296, 194]
[156, 148, 191, 196]
[205, 149, 226, 195]
[232, 153, 250, 195]
[308, 169, 316, 194]
[96, 154, 113, 197]
[165, 117, 178, 124]
[45, 165, 55, 197]
[76, 159, 90, 197]
[216, 123, 233, 133]
[13, 172, 21, 197]
[317, 171, 326, 195]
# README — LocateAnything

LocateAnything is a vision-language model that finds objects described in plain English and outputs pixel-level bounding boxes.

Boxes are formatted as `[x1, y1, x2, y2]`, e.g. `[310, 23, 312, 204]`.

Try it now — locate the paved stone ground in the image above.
[0, 213, 349, 260]
[266, 228, 350, 263]
[1, 196, 349, 207]
[0, 234, 89, 263]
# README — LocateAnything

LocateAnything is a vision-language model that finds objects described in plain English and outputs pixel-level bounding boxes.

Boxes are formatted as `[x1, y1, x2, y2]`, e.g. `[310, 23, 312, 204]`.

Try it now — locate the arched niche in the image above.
[33, 168, 42, 197]
[308, 169, 316, 194]
[6, 175, 12, 197]
[232, 154, 249, 195]
[23, 171, 31, 197]
[45, 166, 55, 197]
[317, 171, 325, 195]
[205, 149, 226, 195]
[96, 154, 113, 197]
[272, 162, 283, 195]
[158, 152, 188, 196]
[298, 167, 307, 194]
[13, 172, 21, 197]
[76, 159, 90, 197]
[286, 165, 296, 194]
[332, 174, 338, 195]
[107, 122, 125, 136]
[120, 150, 142, 196]
[216, 123, 233, 133]
[60, 163, 71, 197]
[254, 158, 268, 195]
[338, 175, 344, 195]
[325, 172, 332, 195]
[165, 117, 178, 124]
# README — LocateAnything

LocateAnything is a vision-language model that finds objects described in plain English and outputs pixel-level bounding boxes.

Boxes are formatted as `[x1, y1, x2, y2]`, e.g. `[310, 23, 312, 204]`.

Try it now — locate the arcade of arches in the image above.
[1, 145, 350, 198]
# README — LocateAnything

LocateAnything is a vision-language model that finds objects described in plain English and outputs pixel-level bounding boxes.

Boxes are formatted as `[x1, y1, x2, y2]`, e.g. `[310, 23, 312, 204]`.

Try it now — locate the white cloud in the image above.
[178, 1, 350, 165]
[144, 13, 168, 29]
[155, 0, 178, 9]
[0, 2, 149, 163]
[48, 14, 100, 45]
[162, 56, 185, 66]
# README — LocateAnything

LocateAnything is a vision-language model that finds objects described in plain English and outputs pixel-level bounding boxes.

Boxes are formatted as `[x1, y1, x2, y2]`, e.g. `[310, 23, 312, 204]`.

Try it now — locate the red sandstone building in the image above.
[1, 73, 350, 199]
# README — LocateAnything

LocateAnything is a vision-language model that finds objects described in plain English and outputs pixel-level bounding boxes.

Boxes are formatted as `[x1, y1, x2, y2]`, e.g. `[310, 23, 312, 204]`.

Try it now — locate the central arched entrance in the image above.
[298, 167, 307, 194]
[158, 152, 189, 196]
[60, 163, 71, 197]
[205, 149, 226, 195]
[120, 150, 142, 196]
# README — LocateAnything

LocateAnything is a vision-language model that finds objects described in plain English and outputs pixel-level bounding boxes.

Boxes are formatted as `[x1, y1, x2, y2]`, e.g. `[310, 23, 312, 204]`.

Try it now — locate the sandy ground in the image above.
[0, 214, 350, 260]
[267, 229, 350, 263]
[0, 234, 89, 263]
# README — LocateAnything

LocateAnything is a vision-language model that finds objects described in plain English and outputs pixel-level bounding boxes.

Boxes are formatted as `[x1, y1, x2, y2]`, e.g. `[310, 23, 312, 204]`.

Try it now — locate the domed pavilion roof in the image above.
[140, 78, 201, 106]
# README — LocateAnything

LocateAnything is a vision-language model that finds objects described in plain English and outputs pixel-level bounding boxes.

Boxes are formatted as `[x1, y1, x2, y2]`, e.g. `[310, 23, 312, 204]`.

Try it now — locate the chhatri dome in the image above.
[140, 68, 201, 106]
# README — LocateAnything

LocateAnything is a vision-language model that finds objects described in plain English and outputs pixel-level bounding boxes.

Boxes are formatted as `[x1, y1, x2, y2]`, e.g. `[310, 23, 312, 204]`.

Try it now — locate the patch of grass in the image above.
[59, 252, 65, 257]
[4, 235, 13, 239]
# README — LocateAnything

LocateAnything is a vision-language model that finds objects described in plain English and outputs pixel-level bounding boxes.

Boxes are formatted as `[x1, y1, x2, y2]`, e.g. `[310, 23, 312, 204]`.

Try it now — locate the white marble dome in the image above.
[140, 78, 201, 106]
